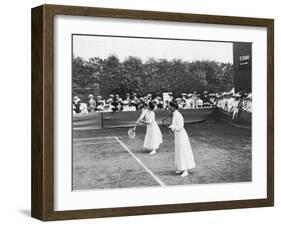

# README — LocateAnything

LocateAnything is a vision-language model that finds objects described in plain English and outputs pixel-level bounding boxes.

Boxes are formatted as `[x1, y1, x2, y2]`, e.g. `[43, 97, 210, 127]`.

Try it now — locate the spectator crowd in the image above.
[73, 90, 252, 119]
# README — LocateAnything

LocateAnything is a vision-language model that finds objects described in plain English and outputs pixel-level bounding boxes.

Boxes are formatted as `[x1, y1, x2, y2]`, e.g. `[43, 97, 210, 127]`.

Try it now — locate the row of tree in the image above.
[73, 55, 233, 101]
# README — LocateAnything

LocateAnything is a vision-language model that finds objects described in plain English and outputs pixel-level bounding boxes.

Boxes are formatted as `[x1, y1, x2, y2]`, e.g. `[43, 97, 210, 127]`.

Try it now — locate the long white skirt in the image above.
[143, 122, 163, 149]
[174, 128, 196, 170]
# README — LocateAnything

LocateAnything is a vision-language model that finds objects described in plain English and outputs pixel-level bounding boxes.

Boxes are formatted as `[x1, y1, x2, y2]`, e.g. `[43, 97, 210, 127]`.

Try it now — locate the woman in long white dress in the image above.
[168, 101, 196, 177]
[136, 102, 163, 155]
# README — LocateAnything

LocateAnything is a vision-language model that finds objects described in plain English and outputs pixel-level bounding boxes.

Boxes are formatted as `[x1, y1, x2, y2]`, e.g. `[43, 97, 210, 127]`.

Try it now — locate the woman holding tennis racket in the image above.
[168, 101, 196, 177]
[135, 102, 163, 155]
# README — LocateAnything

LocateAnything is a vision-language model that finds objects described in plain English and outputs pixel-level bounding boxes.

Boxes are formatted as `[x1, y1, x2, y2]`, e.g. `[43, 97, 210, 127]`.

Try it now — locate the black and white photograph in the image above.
[72, 34, 252, 190]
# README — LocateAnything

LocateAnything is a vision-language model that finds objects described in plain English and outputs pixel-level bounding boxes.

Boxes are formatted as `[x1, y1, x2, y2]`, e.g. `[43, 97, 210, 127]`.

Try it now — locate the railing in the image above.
[73, 108, 216, 130]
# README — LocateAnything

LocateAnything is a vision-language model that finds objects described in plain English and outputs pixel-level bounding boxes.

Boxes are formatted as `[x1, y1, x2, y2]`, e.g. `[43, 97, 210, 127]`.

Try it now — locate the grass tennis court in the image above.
[72, 122, 252, 190]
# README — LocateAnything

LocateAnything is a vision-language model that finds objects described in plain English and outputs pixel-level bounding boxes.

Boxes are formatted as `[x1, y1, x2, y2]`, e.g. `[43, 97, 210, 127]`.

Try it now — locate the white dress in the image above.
[143, 111, 163, 149]
[170, 110, 196, 170]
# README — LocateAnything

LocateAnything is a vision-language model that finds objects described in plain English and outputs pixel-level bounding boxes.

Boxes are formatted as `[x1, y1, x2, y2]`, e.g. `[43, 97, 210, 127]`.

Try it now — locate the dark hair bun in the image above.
[139, 103, 147, 110]
[148, 101, 155, 110]
[169, 101, 179, 109]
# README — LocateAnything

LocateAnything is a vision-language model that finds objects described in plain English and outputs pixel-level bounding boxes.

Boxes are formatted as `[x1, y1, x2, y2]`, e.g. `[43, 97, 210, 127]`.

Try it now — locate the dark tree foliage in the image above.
[72, 55, 233, 99]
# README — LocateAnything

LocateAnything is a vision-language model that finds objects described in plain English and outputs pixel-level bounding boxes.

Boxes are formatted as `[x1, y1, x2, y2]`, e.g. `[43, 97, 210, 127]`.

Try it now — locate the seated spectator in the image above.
[164, 100, 170, 110]
[168, 93, 174, 102]
[216, 94, 225, 109]
[115, 94, 123, 104]
[144, 93, 152, 104]
[219, 93, 228, 111]
[184, 94, 193, 109]
[226, 94, 235, 113]
[125, 93, 131, 104]
[180, 93, 187, 108]
[209, 93, 217, 106]
[95, 95, 105, 112]
[153, 96, 163, 110]
[80, 103, 88, 114]
[73, 104, 77, 115]
[87, 94, 96, 112]
[129, 104, 137, 111]
[131, 93, 140, 110]
[180, 98, 187, 109]
[106, 94, 114, 105]
[103, 105, 113, 112]
[159, 99, 164, 109]
[243, 93, 252, 113]
[112, 94, 123, 112]
[73, 96, 81, 114]
[123, 100, 131, 111]
[152, 100, 158, 110]
[192, 91, 198, 108]
[232, 94, 241, 119]
[156, 97, 164, 109]
[202, 91, 211, 107]
[104, 94, 114, 112]
[246, 99, 252, 112]
[196, 96, 203, 108]
[175, 98, 183, 109]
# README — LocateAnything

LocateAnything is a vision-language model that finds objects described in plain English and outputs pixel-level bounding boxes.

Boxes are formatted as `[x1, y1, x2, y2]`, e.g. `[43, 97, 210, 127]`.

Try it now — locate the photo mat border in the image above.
[31, 4, 274, 221]
[71, 33, 252, 191]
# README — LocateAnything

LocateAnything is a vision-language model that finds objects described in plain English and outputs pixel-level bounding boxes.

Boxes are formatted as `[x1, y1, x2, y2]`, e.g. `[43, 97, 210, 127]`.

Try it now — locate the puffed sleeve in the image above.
[146, 111, 154, 124]
[169, 111, 184, 131]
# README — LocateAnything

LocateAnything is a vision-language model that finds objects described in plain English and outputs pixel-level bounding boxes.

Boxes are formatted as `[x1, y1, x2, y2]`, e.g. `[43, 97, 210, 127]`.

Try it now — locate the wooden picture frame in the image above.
[31, 4, 274, 221]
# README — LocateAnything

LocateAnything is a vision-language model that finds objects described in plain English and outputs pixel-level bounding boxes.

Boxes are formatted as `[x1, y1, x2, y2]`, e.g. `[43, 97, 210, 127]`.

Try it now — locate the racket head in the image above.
[128, 127, 136, 139]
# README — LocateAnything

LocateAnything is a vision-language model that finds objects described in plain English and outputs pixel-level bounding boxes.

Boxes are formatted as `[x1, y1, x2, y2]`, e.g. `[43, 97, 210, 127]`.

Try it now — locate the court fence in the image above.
[73, 108, 217, 130]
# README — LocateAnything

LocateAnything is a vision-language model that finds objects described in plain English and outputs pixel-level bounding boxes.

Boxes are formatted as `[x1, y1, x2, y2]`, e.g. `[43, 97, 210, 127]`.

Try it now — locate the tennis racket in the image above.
[128, 125, 137, 139]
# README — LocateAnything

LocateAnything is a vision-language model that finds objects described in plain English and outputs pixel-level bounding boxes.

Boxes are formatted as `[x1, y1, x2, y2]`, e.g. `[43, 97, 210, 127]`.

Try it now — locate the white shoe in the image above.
[181, 171, 189, 177]
[149, 150, 156, 155]
[176, 170, 182, 174]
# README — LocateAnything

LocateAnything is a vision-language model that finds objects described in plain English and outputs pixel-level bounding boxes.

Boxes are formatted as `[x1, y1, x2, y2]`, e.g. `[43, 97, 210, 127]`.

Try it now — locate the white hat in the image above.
[88, 94, 94, 98]
[73, 96, 80, 101]
[246, 93, 252, 99]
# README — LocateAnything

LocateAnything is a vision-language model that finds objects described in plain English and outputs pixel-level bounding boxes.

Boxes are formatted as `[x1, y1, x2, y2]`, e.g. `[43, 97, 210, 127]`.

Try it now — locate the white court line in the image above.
[115, 137, 166, 187]
[73, 141, 117, 146]
[73, 136, 121, 142]
[73, 127, 100, 131]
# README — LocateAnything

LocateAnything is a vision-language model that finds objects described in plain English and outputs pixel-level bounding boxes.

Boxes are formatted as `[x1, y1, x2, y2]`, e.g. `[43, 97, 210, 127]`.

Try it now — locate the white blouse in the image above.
[170, 110, 184, 131]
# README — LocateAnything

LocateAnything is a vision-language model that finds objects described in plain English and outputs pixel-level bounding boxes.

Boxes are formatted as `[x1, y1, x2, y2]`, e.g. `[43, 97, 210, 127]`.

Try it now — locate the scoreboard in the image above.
[233, 42, 252, 92]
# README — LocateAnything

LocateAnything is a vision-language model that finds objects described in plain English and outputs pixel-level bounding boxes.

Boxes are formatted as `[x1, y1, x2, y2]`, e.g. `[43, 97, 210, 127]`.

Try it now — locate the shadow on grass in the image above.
[158, 170, 178, 176]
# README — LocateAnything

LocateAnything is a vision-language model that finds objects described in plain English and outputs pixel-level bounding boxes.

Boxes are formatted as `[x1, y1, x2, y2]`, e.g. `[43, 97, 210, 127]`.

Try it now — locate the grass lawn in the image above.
[72, 122, 251, 190]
